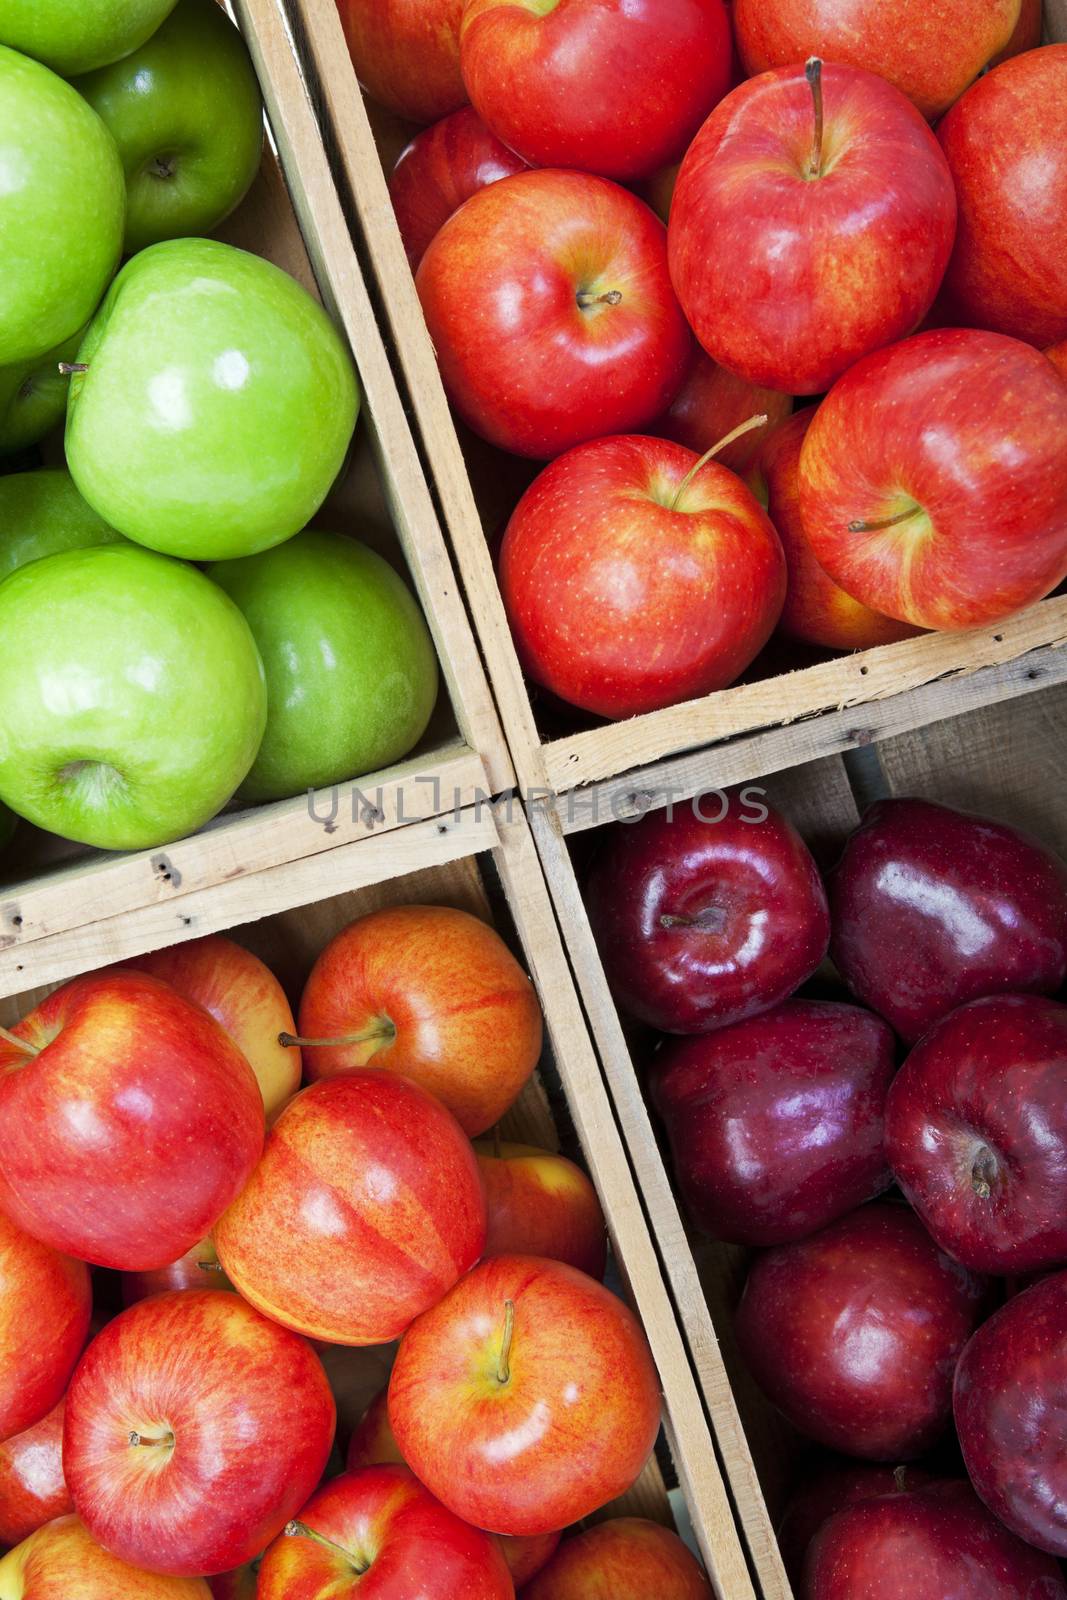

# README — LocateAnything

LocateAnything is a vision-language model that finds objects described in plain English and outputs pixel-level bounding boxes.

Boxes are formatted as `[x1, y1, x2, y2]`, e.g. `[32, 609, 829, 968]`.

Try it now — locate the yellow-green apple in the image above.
[474, 1142, 608, 1279]
[0, 1515, 211, 1600]
[732, 0, 1021, 121]
[0, 1215, 90, 1442]
[0, 970, 263, 1270]
[416, 170, 690, 458]
[215, 1072, 486, 1344]
[389, 107, 527, 271]
[523, 1518, 713, 1599]
[0, 331, 83, 457]
[121, 1235, 231, 1308]
[655, 350, 791, 475]
[498, 434, 786, 718]
[64, 1290, 336, 1576]
[388, 1255, 661, 1535]
[799, 329, 1067, 631]
[459, 0, 731, 181]
[291, 905, 542, 1137]
[336, 0, 465, 123]
[258, 1465, 514, 1598]
[0, 1400, 71, 1545]
[0, 2, 179, 75]
[938, 46, 1067, 349]
[669, 61, 957, 395]
[0, 470, 121, 581]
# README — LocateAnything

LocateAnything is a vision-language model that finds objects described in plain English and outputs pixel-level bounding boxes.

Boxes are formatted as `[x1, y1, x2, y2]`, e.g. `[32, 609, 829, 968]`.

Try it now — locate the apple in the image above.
[389, 107, 527, 272]
[388, 1254, 661, 1536]
[0, 47, 124, 367]
[335, 0, 466, 124]
[0, 1515, 212, 1600]
[0, 969, 263, 1270]
[475, 1141, 608, 1279]
[522, 1518, 712, 1599]
[121, 1235, 231, 1307]
[65, 238, 359, 560]
[496, 1532, 560, 1589]
[995, 0, 1043, 63]
[208, 1569, 257, 1600]
[732, 0, 1020, 121]
[0, 1401, 72, 1546]
[208, 532, 438, 803]
[214, 1071, 486, 1344]
[292, 904, 542, 1138]
[830, 797, 1067, 1043]
[0, 470, 121, 580]
[585, 793, 830, 1034]
[74, 0, 264, 255]
[0, 1, 179, 75]
[1049, 342, 1067, 380]
[0, 1214, 90, 1443]
[0, 331, 83, 458]
[416, 170, 690, 459]
[669, 61, 956, 396]
[778, 1462, 935, 1586]
[0, 543, 267, 850]
[459, 0, 732, 181]
[798, 328, 1067, 630]
[498, 434, 786, 718]
[655, 350, 791, 475]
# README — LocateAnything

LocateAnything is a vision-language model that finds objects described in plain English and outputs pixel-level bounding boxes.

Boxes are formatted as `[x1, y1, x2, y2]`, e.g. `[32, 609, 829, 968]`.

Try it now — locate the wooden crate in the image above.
[285, 0, 1067, 816]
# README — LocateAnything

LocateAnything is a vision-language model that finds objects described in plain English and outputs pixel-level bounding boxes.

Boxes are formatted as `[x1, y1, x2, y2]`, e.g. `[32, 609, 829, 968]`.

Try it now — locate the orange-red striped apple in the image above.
[0, 1213, 90, 1443]
[389, 107, 526, 271]
[0, 1516, 211, 1600]
[523, 1518, 712, 1599]
[0, 1400, 71, 1544]
[335, 0, 466, 124]
[475, 1142, 607, 1280]
[120, 1234, 231, 1307]
[656, 349, 791, 475]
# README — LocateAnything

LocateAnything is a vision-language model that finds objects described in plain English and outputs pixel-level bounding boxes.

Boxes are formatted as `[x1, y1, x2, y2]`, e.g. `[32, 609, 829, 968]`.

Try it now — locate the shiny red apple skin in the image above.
[416, 170, 690, 459]
[778, 1461, 935, 1586]
[649, 1000, 897, 1246]
[389, 107, 527, 272]
[388, 1255, 661, 1536]
[214, 1072, 487, 1345]
[335, 0, 466, 124]
[523, 1517, 712, 1599]
[668, 64, 956, 396]
[804, 1480, 1067, 1600]
[121, 1235, 231, 1307]
[0, 1212, 90, 1443]
[64, 1289, 336, 1576]
[459, 0, 731, 182]
[938, 47, 1067, 350]
[736, 1202, 990, 1459]
[733, 0, 1020, 121]
[585, 794, 830, 1034]
[799, 328, 1067, 630]
[499, 434, 786, 718]
[996, 0, 1043, 62]
[0, 1515, 212, 1600]
[475, 1141, 608, 1280]
[0, 971, 263, 1271]
[830, 797, 1067, 1043]
[656, 349, 791, 474]
[0, 1400, 72, 1544]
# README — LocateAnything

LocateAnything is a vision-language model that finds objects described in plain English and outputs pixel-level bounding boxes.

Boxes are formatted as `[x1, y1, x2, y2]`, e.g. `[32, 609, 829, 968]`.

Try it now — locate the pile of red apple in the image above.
[342, 0, 1067, 724]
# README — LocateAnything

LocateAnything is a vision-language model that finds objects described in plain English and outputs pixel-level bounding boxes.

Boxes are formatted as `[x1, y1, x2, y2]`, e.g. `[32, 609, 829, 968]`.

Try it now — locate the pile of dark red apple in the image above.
[0, 906, 713, 1599]
[340, 0, 1067, 722]
[584, 785, 1067, 1598]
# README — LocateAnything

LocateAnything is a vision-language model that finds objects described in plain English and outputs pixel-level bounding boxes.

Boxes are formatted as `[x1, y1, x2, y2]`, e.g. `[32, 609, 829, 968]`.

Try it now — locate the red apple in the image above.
[388, 1255, 661, 1535]
[121, 1235, 231, 1308]
[736, 1202, 990, 1459]
[416, 170, 690, 459]
[0, 1516, 212, 1599]
[0, 1400, 71, 1545]
[335, 0, 466, 124]
[649, 1000, 897, 1247]
[938, 47, 1067, 349]
[994, 0, 1043, 62]
[498, 434, 786, 718]
[585, 793, 830, 1034]
[459, 0, 731, 181]
[291, 904, 542, 1137]
[474, 1140, 608, 1279]
[668, 62, 956, 395]
[799, 328, 1067, 630]
[0, 971, 263, 1270]
[778, 1461, 935, 1586]
[389, 107, 527, 272]
[656, 349, 792, 475]
[830, 797, 1067, 1043]
[214, 1072, 486, 1345]
[522, 1518, 710, 1598]
[0, 1212, 90, 1443]
[497, 1530, 560, 1588]
[732, 0, 1021, 121]
[1048, 341, 1067, 380]
[208, 1567, 257, 1600]
[64, 1289, 336, 1576]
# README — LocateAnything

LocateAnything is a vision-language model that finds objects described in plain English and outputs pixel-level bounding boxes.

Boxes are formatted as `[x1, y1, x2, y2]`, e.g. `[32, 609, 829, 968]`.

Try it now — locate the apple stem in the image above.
[848, 506, 922, 534]
[278, 1020, 397, 1051]
[576, 289, 623, 309]
[668, 414, 769, 511]
[57, 362, 88, 377]
[197, 1259, 224, 1274]
[971, 1146, 998, 1200]
[128, 1430, 174, 1448]
[0, 1024, 38, 1058]
[805, 57, 824, 178]
[285, 1520, 369, 1575]
[497, 1299, 516, 1386]
[659, 906, 728, 933]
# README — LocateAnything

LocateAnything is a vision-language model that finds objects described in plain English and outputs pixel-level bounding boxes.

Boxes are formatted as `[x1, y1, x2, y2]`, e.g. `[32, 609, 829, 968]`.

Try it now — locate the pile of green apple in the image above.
[0, 0, 438, 854]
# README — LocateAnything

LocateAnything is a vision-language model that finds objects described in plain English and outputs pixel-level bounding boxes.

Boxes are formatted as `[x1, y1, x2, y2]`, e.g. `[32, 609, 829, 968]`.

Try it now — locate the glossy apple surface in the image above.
[830, 797, 1067, 1042]
[778, 1461, 935, 1586]
[0, 1215, 90, 1443]
[0, 1, 179, 75]
[0, 1401, 71, 1545]
[523, 1518, 712, 1599]
[389, 1255, 661, 1535]
[799, 329, 1067, 630]
[649, 1000, 896, 1246]
[585, 794, 830, 1033]
[66, 238, 359, 560]
[938, 46, 1067, 349]
[498, 434, 786, 718]
[389, 107, 527, 271]
[0, 470, 121, 580]
[336, 0, 465, 123]
[0, 1516, 211, 1600]
[0, 970, 263, 1270]
[736, 1202, 990, 1459]
[0, 332, 82, 457]
[417, 170, 689, 459]
[65, 1290, 336, 1576]
[294, 904, 541, 1137]
[475, 1141, 608, 1279]
[121, 1234, 231, 1307]
[655, 349, 791, 475]
[668, 63, 956, 395]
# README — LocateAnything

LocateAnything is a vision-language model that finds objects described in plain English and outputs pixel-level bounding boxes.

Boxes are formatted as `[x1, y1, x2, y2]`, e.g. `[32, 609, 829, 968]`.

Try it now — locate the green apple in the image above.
[0, 330, 84, 458]
[0, 47, 125, 366]
[209, 531, 438, 802]
[74, 0, 264, 255]
[0, 0, 179, 76]
[0, 543, 267, 849]
[65, 237, 360, 560]
[0, 468, 123, 579]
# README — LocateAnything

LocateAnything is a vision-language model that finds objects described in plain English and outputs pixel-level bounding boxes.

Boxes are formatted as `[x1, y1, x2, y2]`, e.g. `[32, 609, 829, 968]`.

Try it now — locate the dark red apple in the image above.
[778, 1461, 935, 1587]
[335, 0, 466, 124]
[389, 107, 527, 272]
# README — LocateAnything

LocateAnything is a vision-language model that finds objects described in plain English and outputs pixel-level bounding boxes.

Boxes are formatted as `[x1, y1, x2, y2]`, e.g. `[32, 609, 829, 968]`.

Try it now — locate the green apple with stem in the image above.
[65, 238, 360, 560]
[0, 543, 267, 849]
[74, 0, 264, 255]
[0, 469, 123, 579]
[0, 330, 85, 458]
[0, 0, 179, 76]
[209, 531, 439, 802]
[0, 47, 125, 366]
